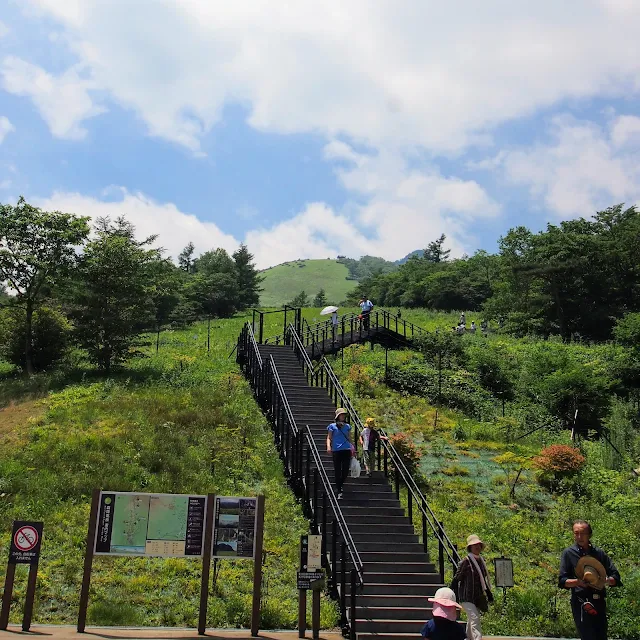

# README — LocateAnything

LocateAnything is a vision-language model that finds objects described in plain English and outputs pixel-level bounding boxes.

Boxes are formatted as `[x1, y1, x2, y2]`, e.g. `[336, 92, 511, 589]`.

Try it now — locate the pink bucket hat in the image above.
[429, 587, 462, 620]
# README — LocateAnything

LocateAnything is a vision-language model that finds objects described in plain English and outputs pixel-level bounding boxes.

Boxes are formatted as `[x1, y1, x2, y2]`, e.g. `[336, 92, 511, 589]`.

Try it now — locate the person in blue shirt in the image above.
[359, 298, 374, 330]
[326, 408, 352, 499]
[421, 587, 465, 640]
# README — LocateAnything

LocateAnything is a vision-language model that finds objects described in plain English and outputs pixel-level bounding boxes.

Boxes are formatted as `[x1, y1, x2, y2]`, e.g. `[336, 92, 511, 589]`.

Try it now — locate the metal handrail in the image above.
[379, 431, 461, 568]
[304, 425, 364, 587]
[247, 323, 263, 368]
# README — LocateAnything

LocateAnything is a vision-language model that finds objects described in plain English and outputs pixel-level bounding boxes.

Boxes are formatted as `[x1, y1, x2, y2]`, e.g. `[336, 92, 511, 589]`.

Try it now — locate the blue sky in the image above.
[1, 1, 640, 267]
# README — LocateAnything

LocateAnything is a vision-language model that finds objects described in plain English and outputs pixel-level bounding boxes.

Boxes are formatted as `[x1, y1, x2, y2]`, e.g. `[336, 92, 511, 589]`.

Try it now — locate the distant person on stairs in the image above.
[326, 408, 352, 499]
[421, 587, 465, 640]
[331, 310, 339, 343]
[359, 417, 387, 477]
[359, 297, 374, 330]
[452, 534, 493, 640]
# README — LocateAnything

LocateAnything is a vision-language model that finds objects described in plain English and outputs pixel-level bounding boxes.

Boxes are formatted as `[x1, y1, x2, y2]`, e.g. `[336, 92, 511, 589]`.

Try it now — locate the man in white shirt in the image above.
[359, 297, 374, 330]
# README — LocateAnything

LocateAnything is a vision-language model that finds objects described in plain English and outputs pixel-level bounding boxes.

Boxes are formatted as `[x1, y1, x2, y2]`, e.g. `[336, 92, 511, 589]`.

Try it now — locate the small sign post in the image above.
[494, 556, 514, 612]
[0, 520, 44, 631]
[297, 535, 324, 640]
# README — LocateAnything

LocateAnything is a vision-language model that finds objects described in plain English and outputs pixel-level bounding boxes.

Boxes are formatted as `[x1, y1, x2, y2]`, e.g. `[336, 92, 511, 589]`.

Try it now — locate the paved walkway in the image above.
[0, 626, 578, 640]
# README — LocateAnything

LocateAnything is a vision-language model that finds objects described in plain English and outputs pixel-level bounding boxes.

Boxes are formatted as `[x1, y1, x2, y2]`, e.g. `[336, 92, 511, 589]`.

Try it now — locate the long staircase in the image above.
[237, 310, 461, 640]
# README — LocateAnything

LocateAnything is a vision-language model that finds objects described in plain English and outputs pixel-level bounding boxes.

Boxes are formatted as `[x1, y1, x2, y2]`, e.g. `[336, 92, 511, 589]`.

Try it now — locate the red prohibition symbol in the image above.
[14, 525, 39, 551]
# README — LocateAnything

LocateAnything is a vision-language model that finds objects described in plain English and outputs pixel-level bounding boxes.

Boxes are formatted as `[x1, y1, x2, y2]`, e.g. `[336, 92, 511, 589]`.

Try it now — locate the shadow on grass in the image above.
[0, 363, 167, 408]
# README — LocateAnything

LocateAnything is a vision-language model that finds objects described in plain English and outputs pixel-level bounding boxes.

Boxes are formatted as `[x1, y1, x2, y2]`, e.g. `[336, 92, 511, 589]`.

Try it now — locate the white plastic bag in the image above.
[349, 457, 361, 478]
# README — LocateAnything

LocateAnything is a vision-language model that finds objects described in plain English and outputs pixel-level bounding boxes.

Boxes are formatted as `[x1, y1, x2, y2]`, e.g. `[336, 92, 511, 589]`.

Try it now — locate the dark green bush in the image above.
[386, 363, 495, 419]
[0, 305, 72, 372]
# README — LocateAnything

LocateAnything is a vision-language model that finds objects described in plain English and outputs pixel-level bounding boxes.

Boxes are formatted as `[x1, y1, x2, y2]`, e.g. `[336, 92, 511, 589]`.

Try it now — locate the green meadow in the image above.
[259, 260, 357, 307]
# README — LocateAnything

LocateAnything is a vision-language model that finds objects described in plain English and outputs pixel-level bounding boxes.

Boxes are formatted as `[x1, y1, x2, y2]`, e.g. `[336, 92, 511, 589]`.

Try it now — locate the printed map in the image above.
[111, 494, 150, 552]
[147, 495, 189, 541]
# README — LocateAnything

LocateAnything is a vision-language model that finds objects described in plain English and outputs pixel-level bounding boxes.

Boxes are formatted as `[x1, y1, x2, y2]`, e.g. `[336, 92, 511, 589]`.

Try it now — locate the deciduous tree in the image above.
[0, 197, 90, 375]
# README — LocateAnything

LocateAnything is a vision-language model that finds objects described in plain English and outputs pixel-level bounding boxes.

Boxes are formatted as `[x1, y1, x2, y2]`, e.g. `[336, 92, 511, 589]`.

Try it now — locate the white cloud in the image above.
[0, 116, 14, 144]
[19, 0, 640, 153]
[1, 56, 105, 139]
[488, 114, 640, 217]
[0, 21, 9, 38]
[610, 115, 640, 148]
[35, 189, 239, 262]
[246, 144, 499, 267]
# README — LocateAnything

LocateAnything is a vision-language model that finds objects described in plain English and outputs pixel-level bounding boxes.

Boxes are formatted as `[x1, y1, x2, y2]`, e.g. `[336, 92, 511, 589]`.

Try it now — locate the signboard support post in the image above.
[22, 560, 39, 631]
[198, 493, 215, 635]
[0, 563, 16, 630]
[311, 590, 320, 640]
[250, 495, 265, 637]
[297, 589, 307, 639]
[78, 489, 100, 633]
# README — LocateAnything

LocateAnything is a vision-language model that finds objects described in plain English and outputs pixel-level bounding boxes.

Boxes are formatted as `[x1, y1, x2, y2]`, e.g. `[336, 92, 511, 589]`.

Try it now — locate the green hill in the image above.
[259, 259, 357, 307]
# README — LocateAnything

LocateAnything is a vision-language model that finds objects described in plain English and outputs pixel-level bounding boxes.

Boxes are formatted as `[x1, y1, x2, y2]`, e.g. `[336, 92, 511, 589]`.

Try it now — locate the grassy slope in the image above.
[334, 308, 640, 639]
[0, 317, 338, 629]
[260, 259, 357, 307]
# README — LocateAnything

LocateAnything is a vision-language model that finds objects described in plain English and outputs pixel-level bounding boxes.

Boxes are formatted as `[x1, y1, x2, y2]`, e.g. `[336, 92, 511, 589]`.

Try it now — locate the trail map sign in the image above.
[212, 496, 258, 559]
[94, 492, 207, 557]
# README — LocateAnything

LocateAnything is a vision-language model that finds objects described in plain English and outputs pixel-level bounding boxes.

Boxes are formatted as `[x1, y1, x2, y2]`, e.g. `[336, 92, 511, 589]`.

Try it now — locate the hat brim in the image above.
[428, 597, 462, 609]
[576, 556, 607, 590]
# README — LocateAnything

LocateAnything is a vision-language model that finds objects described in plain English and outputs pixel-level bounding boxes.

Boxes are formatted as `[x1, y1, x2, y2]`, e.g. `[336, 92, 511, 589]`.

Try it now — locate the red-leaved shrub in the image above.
[390, 432, 421, 476]
[533, 445, 585, 479]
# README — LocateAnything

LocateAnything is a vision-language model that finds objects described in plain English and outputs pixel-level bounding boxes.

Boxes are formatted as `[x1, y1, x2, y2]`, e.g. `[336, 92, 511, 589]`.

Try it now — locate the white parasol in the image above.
[320, 305, 339, 315]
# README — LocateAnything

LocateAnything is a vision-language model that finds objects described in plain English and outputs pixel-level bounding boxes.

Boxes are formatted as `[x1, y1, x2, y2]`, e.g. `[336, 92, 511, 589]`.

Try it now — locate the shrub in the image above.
[533, 445, 585, 490]
[346, 364, 376, 397]
[533, 445, 586, 476]
[0, 305, 72, 372]
[389, 432, 421, 476]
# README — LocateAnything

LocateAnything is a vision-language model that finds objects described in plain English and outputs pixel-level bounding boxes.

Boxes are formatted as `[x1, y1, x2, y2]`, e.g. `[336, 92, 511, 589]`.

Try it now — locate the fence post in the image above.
[395, 467, 400, 499]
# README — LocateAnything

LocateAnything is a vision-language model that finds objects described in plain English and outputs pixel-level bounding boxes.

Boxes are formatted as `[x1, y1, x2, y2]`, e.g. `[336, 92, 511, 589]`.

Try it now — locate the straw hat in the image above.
[428, 587, 462, 610]
[576, 556, 607, 591]
[335, 408, 348, 420]
[365, 417, 376, 427]
[466, 534, 485, 551]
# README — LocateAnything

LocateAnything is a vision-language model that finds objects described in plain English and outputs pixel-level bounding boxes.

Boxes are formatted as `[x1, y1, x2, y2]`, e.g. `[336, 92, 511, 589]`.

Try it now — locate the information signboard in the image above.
[494, 557, 514, 588]
[212, 496, 258, 559]
[297, 570, 325, 590]
[8, 521, 43, 565]
[94, 492, 207, 557]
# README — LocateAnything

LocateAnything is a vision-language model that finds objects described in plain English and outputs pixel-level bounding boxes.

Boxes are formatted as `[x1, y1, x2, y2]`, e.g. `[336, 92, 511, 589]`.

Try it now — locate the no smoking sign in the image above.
[8, 521, 43, 564]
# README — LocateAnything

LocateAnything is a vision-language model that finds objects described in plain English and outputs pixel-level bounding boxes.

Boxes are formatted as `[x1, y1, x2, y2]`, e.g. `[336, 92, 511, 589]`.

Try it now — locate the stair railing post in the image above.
[383, 446, 388, 477]
[407, 487, 413, 526]
[340, 542, 347, 627]
[349, 569, 357, 640]
[321, 493, 327, 566]
[312, 469, 319, 533]
[438, 522, 445, 582]
[422, 498, 429, 558]
[331, 520, 337, 589]
[259, 312, 264, 344]
[395, 467, 400, 499]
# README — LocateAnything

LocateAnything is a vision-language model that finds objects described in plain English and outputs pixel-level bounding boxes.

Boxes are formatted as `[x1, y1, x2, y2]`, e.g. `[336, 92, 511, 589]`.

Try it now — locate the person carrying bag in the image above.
[452, 534, 493, 640]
